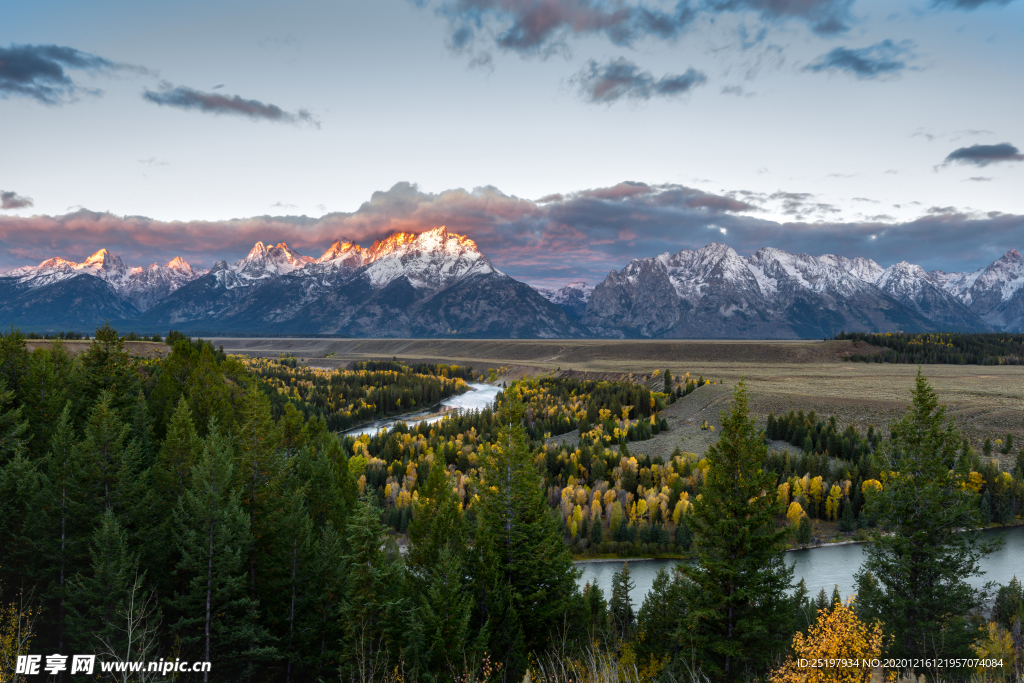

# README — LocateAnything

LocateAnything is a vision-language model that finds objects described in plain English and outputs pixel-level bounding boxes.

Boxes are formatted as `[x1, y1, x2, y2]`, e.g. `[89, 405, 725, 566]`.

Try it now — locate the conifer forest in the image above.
[1, 326, 1023, 683]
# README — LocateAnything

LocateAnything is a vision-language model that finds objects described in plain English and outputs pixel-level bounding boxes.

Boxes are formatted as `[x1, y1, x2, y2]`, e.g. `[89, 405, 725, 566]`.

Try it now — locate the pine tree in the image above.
[79, 323, 142, 414]
[37, 404, 83, 657]
[475, 391, 580, 675]
[66, 509, 141, 654]
[74, 391, 142, 519]
[635, 566, 688, 662]
[186, 344, 235, 437]
[609, 562, 635, 641]
[341, 495, 408, 683]
[0, 379, 28, 465]
[418, 545, 475, 679]
[854, 369, 1001, 666]
[304, 522, 347, 677]
[172, 425, 271, 681]
[680, 380, 795, 680]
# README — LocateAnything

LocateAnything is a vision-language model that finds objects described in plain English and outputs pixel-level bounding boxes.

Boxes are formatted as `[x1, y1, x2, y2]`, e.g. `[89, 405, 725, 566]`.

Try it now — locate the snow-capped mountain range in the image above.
[579, 244, 1023, 337]
[1, 229, 1021, 337]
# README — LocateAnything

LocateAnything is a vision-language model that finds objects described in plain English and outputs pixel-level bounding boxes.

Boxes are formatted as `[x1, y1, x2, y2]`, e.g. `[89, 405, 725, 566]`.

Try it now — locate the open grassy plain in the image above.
[209, 337, 1024, 460]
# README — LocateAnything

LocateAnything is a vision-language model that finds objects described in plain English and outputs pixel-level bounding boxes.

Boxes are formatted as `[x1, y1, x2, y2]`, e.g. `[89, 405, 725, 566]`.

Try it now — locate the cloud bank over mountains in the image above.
[1, 181, 1021, 287]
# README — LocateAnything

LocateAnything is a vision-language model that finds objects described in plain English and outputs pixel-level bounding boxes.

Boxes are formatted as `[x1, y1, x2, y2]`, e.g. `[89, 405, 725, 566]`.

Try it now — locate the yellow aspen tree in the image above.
[786, 501, 805, 528]
[809, 476, 824, 511]
[777, 482, 791, 507]
[825, 485, 842, 521]
[572, 504, 583, 536]
[770, 597, 893, 683]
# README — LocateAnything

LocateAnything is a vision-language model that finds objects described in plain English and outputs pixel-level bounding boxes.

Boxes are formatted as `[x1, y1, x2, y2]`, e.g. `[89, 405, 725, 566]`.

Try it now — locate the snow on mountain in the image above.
[0, 250, 203, 311]
[233, 242, 314, 281]
[356, 226, 499, 290]
[535, 281, 594, 319]
[819, 254, 886, 284]
[121, 257, 203, 311]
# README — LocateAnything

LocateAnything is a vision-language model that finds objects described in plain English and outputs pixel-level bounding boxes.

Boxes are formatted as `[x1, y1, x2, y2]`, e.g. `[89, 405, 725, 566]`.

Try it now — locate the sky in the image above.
[1, 0, 1022, 287]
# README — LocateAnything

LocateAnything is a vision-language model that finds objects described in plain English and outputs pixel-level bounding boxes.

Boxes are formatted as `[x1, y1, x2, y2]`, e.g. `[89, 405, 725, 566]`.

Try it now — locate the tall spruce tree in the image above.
[341, 495, 408, 683]
[475, 390, 580, 677]
[172, 424, 272, 682]
[609, 562, 636, 641]
[681, 380, 794, 681]
[408, 456, 475, 678]
[854, 369, 1001, 667]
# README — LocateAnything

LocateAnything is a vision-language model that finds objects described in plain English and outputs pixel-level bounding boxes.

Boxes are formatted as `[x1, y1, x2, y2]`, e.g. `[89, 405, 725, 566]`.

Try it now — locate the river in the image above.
[577, 525, 1024, 605]
[341, 382, 501, 437]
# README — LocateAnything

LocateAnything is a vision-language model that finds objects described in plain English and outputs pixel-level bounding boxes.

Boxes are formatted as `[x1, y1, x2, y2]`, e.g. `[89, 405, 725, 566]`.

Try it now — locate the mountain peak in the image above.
[84, 249, 113, 267]
[166, 256, 191, 271]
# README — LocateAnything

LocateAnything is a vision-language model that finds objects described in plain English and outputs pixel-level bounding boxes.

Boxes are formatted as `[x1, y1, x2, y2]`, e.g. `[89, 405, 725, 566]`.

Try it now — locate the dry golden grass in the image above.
[25, 339, 169, 359]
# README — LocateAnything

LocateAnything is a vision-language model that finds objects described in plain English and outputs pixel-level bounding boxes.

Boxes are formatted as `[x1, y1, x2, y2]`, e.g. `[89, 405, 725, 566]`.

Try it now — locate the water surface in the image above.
[342, 382, 500, 437]
[577, 526, 1024, 605]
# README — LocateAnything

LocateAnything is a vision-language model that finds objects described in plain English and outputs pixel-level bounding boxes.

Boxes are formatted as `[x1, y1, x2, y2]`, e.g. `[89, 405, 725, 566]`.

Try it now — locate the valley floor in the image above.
[209, 337, 1024, 463]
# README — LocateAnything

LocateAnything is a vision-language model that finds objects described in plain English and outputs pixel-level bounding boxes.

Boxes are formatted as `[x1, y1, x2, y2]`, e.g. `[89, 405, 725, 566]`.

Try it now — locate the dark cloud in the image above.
[0, 43, 137, 104]
[966, 176, 993, 182]
[572, 58, 706, 103]
[143, 84, 319, 126]
[943, 143, 1023, 167]
[1, 182, 1020, 287]
[804, 39, 914, 79]
[416, 0, 851, 60]
[1, 191, 34, 210]
[931, 0, 1015, 8]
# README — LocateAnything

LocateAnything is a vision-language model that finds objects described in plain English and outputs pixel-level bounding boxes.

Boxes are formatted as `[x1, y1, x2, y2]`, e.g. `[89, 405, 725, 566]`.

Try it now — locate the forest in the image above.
[835, 331, 1024, 365]
[1, 326, 1022, 683]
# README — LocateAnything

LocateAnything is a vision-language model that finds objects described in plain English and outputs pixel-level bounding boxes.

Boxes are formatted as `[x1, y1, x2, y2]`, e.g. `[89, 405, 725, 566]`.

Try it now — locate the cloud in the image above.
[1, 191, 34, 210]
[1, 181, 1020, 287]
[966, 176, 993, 182]
[142, 83, 319, 126]
[804, 39, 914, 79]
[415, 0, 852, 60]
[720, 85, 754, 97]
[0, 43, 144, 105]
[572, 58, 706, 103]
[943, 143, 1023, 167]
[808, 42, 915, 80]
[931, 0, 1015, 8]
[703, 0, 853, 35]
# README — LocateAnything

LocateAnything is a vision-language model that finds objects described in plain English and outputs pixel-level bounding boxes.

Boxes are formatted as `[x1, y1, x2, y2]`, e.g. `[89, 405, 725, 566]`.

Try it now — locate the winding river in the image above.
[342, 382, 501, 437]
[578, 525, 1024, 605]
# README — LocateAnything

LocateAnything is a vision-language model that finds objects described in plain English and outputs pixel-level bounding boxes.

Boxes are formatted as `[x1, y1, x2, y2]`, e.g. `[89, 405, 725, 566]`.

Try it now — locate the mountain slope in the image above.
[0, 274, 140, 329]
[583, 244, 940, 338]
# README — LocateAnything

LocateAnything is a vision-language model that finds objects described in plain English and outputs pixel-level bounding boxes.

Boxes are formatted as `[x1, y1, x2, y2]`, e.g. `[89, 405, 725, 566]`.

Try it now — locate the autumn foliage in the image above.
[771, 597, 893, 683]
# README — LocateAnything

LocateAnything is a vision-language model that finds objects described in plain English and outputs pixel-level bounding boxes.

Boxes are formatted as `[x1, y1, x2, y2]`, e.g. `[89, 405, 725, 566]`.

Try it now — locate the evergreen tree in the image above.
[66, 509, 141, 654]
[78, 323, 142, 414]
[797, 515, 813, 544]
[609, 562, 635, 641]
[172, 425, 271, 681]
[475, 391, 580, 676]
[839, 498, 856, 532]
[635, 566, 687, 662]
[186, 344, 235, 438]
[341, 495, 408, 683]
[854, 369, 1001, 666]
[418, 545, 475, 680]
[37, 404, 83, 657]
[582, 582, 609, 642]
[304, 522, 348, 677]
[0, 379, 28, 464]
[74, 391, 142, 520]
[681, 380, 794, 681]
